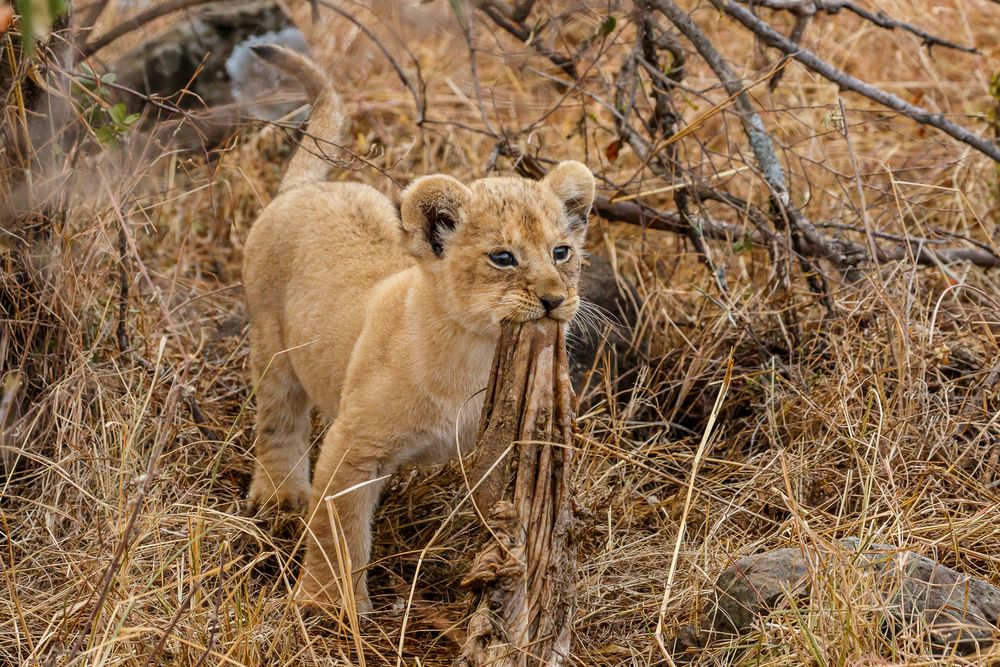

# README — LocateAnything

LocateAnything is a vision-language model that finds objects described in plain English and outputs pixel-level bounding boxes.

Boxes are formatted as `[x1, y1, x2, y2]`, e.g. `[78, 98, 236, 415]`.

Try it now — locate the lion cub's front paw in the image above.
[296, 580, 373, 623]
[247, 477, 311, 515]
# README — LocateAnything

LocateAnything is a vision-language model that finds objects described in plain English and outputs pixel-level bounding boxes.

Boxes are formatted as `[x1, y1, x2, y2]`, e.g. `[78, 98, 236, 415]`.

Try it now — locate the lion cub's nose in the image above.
[540, 294, 565, 312]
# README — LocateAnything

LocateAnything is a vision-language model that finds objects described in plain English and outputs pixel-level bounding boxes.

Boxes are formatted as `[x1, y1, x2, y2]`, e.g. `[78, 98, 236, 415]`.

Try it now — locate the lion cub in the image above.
[243, 46, 595, 614]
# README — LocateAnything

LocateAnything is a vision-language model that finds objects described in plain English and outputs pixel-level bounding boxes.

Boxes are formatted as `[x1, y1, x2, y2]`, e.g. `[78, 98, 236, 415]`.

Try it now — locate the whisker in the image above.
[568, 299, 620, 348]
[579, 298, 623, 330]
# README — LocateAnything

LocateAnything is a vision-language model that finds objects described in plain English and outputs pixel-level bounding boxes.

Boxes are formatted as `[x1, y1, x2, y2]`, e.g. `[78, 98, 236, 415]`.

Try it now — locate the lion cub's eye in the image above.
[488, 250, 518, 268]
[552, 245, 571, 263]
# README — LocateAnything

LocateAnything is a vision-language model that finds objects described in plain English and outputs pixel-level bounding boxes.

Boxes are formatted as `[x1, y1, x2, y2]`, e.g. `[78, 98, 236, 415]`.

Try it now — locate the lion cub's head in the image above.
[399, 161, 596, 335]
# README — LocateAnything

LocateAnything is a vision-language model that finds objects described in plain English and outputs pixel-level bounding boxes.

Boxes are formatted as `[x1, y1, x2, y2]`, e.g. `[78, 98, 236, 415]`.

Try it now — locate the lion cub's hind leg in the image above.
[248, 341, 313, 514]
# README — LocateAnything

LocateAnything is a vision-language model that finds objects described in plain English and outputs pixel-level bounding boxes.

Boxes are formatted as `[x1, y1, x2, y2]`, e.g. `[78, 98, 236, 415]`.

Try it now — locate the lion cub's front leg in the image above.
[297, 421, 390, 615]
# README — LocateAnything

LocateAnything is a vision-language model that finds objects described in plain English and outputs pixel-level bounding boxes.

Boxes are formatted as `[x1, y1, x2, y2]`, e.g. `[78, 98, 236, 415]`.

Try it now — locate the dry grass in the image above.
[2, 0, 999, 665]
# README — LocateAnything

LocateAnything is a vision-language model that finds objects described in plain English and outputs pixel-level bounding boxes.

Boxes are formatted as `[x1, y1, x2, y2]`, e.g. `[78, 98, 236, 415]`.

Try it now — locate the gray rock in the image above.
[705, 539, 1000, 655]
[114, 0, 292, 109]
[707, 546, 810, 638]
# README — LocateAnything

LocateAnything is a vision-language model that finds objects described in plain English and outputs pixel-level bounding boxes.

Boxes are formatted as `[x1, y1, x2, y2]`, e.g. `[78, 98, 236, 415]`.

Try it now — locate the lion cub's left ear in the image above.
[543, 161, 595, 236]
[400, 175, 473, 260]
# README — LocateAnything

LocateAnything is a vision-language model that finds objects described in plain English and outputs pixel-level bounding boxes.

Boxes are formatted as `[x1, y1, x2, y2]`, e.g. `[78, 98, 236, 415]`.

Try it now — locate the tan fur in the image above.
[243, 47, 595, 614]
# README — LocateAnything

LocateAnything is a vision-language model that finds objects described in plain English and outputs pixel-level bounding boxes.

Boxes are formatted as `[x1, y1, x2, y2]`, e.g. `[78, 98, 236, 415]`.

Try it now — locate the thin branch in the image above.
[455, 2, 496, 135]
[596, 196, 1000, 269]
[738, 0, 978, 54]
[717, 0, 1000, 163]
[510, 0, 535, 23]
[80, 0, 219, 57]
[831, 1, 977, 53]
[595, 194, 751, 241]
[653, 0, 835, 314]
[73, 0, 112, 50]
[499, 142, 1000, 270]
[476, 0, 579, 81]
[768, 12, 809, 90]
[316, 0, 426, 124]
[638, 1, 729, 294]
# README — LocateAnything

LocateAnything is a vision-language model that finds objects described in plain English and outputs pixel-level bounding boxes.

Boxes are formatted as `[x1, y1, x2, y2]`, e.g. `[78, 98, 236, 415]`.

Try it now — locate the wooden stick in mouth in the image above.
[458, 318, 577, 667]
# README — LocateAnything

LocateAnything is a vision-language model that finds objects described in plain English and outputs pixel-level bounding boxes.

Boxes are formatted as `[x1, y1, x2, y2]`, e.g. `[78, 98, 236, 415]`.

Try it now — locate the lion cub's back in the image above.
[244, 180, 408, 307]
[244, 181, 413, 414]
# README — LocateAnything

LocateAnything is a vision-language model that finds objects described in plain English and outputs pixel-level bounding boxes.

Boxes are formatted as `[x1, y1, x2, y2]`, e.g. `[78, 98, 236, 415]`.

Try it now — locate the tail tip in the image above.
[249, 44, 282, 62]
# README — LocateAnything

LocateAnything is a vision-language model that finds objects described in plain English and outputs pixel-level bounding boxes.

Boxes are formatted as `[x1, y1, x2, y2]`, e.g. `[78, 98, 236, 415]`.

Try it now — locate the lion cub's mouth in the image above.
[505, 306, 577, 325]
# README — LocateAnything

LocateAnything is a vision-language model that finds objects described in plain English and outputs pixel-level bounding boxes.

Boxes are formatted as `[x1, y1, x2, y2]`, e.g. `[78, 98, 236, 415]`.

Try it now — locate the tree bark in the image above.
[457, 319, 577, 667]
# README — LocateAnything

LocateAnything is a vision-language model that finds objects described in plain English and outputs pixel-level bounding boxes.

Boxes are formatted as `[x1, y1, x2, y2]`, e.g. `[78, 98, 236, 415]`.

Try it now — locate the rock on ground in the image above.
[704, 538, 1000, 656]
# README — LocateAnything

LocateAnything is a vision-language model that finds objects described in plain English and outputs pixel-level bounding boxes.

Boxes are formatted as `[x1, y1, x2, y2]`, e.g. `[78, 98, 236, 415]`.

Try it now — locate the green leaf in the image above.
[732, 238, 754, 254]
[124, 113, 140, 126]
[95, 126, 116, 144]
[109, 102, 126, 124]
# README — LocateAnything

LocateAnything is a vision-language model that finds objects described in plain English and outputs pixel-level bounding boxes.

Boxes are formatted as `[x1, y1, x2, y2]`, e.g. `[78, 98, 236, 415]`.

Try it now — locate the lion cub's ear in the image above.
[543, 161, 596, 236]
[400, 175, 472, 260]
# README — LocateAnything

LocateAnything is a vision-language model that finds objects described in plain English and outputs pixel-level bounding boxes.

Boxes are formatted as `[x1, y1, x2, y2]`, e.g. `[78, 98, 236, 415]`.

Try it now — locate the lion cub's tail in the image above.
[249, 44, 345, 194]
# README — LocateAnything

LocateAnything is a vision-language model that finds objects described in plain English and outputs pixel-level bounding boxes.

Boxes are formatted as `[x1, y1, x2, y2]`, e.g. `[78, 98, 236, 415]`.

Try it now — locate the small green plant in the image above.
[95, 101, 140, 145]
[72, 66, 140, 146]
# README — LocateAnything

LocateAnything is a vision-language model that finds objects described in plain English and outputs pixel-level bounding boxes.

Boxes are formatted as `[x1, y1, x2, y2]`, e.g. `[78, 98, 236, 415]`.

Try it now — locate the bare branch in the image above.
[767, 12, 809, 90]
[81, 0, 219, 57]
[717, 0, 1000, 163]
[738, 0, 978, 54]
[596, 196, 1000, 269]
[637, 2, 729, 294]
[476, 0, 579, 81]
[455, 3, 496, 135]
[653, 0, 836, 313]
[316, 0, 425, 124]
[499, 142, 1000, 271]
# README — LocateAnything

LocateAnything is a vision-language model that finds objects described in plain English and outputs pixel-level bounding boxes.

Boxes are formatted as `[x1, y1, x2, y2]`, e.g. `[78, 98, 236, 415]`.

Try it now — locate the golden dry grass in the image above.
[2, 1, 999, 665]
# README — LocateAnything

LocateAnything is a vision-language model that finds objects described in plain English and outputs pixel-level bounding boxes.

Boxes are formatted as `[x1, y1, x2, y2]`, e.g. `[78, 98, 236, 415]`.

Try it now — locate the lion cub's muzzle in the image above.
[521, 294, 579, 323]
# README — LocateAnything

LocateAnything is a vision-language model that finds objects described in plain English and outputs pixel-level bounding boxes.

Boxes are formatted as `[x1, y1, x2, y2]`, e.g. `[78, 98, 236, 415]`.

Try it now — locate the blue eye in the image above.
[552, 246, 571, 262]
[488, 250, 517, 268]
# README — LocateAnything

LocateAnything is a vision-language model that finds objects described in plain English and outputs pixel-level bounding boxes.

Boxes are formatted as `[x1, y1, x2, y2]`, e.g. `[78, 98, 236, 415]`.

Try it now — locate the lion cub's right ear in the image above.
[399, 175, 472, 260]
